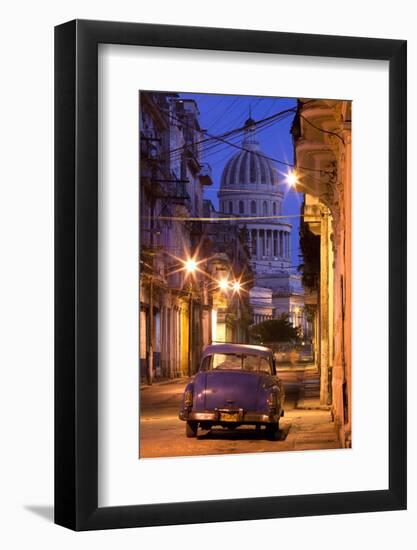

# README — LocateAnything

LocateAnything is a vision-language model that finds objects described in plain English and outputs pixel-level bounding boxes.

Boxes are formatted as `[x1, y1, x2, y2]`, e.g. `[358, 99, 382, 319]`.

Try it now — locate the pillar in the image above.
[319, 212, 330, 405]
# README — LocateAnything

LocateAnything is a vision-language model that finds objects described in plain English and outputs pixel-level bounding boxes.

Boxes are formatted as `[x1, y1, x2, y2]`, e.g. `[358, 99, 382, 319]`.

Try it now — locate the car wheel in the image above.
[265, 422, 280, 441]
[186, 421, 198, 438]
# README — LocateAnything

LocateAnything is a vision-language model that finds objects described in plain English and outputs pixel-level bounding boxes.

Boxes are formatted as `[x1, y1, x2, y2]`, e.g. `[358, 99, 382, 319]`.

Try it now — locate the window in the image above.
[239, 200, 244, 214]
[228, 201, 233, 213]
[250, 200, 256, 214]
[273, 202, 277, 216]
[263, 201, 268, 215]
[200, 356, 212, 371]
[207, 353, 272, 374]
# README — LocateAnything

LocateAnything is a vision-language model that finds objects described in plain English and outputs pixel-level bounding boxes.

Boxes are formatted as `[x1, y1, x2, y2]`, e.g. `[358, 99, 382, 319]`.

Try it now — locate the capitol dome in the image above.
[220, 117, 281, 189]
[218, 115, 292, 282]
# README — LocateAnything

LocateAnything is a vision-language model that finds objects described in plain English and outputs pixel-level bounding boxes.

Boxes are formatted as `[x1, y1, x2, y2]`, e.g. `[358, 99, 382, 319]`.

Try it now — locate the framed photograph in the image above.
[55, 20, 407, 530]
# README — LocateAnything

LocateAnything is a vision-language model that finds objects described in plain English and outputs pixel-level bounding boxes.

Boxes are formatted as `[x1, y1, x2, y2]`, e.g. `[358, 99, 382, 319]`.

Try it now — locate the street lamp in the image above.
[184, 258, 197, 274]
[231, 279, 243, 342]
[232, 280, 242, 293]
[182, 255, 199, 377]
[218, 278, 229, 291]
[285, 170, 299, 187]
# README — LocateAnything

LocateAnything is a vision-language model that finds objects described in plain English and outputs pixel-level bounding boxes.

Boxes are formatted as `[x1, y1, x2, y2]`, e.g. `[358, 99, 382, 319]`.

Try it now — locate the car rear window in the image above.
[204, 353, 272, 374]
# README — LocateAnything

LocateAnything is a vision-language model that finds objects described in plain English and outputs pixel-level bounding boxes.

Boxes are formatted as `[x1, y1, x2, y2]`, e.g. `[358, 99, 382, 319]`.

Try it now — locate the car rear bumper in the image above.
[179, 409, 281, 424]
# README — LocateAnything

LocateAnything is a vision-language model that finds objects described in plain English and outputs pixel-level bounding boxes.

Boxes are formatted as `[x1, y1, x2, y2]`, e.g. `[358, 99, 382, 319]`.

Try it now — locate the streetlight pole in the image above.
[183, 258, 198, 378]
[237, 297, 241, 343]
[187, 285, 193, 377]
[231, 280, 242, 343]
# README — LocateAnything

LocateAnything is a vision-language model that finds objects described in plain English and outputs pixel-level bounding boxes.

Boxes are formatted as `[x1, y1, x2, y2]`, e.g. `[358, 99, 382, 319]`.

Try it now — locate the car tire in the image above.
[186, 421, 198, 438]
[265, 422, 280, 441]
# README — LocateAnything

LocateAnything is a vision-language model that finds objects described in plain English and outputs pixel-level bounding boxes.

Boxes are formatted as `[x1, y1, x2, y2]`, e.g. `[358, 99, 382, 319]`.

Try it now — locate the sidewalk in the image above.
[295, 365, 331, 410]
[276, 362, 317, 374]
[140, 376, 190, 391]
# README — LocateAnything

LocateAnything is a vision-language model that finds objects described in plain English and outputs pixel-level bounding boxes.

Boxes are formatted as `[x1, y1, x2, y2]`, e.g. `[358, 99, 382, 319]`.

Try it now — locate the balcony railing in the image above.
[163, 180, 191, 206]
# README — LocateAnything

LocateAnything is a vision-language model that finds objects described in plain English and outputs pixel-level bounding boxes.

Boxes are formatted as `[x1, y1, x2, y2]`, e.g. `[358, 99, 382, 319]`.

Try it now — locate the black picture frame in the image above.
[55, 19, 407, 531]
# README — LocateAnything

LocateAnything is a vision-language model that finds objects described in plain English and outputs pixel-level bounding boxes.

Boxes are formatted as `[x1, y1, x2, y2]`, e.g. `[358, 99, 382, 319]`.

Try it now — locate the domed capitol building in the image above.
[218, 117, 306, 331]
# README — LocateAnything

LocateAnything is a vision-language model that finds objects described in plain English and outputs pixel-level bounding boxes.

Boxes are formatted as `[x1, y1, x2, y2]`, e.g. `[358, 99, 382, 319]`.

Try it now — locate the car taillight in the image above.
[184, 390, 193, 408]
[267, 392, 278, 411]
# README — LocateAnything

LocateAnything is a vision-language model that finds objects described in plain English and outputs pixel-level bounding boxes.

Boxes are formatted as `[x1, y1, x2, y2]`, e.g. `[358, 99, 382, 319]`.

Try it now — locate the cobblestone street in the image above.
[139, 365, 342, 458]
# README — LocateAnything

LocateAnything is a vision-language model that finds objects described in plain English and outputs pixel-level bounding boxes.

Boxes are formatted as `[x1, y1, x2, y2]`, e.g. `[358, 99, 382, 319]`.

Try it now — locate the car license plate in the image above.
[219, 412, 239, 422]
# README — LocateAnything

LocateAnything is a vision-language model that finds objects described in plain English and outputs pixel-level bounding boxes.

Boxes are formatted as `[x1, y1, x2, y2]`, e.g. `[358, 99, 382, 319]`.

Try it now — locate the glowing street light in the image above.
[232, 281, 242, 293]
[184, 257, 197, 274]
[285, 170, 299, 187]
[218, 278, 229, 291]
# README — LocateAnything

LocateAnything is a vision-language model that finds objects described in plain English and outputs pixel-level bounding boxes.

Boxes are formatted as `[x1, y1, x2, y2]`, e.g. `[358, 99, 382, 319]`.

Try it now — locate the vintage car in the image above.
[179, 343, 285, 440]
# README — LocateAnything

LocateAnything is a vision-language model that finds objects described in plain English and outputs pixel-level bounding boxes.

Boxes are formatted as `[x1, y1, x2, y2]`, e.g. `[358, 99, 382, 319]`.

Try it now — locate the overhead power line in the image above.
[149, 214, 303, 222]
[164, 104, 324, 174]
[162, 103, 301, 160]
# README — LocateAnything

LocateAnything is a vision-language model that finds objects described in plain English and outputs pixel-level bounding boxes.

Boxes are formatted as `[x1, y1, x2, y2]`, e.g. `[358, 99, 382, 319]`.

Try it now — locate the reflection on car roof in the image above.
[202, 343, 272, 358]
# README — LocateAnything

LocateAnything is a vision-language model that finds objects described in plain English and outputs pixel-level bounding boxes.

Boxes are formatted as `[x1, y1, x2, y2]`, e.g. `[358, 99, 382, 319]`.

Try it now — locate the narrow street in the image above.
[139, 365, 342, 458]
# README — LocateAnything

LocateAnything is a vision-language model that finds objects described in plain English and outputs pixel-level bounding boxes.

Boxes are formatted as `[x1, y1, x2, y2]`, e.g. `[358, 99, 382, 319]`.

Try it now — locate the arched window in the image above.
[250, 200, 256, 214]
[239, 200, 244, 214]
[272, 202, 277, 216]
[228, 201, 233, 213]
[263, 201, 268, 216]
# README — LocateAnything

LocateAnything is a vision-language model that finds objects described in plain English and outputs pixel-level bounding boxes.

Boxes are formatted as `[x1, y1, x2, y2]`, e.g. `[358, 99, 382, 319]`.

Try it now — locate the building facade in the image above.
[140, 93, 255, 383]
[140, 92, 213, 383]
[293, 99, 352, 447]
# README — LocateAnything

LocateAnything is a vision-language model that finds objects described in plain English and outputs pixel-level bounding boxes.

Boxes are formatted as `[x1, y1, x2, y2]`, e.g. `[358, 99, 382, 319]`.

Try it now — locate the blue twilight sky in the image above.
[179, 92, 303, 269]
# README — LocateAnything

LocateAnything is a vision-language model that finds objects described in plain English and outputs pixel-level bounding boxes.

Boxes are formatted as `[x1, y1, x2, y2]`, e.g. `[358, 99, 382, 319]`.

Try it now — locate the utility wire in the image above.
[172, 110, 294, 165]
[166, 107, 294, 163]
[162, 103, 300, 160]
[164, 108, 324, 174]
[206, 96, 240, 131]
[150, 213, 303, 222]
[299, 113, 345, 144]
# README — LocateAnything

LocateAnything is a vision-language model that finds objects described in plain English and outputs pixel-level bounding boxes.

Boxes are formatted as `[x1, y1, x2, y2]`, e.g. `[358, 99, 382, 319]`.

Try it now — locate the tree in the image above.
[298, 214, 320, 291]
[249, 314, 300, 344]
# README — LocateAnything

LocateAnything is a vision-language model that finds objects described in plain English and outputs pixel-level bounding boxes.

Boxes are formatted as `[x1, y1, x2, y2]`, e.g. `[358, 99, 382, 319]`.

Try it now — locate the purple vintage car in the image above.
[179, 343, 285, 440]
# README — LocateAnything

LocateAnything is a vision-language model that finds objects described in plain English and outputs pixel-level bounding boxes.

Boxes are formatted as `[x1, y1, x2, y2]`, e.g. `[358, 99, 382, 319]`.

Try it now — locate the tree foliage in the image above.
[298, 219, 320, 291]
[250, 314, 300, 344]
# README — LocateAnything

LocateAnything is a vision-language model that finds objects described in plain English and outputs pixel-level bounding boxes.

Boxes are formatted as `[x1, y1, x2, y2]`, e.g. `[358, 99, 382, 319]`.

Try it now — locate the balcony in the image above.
[140, 130, 161, 160]
[163, 180, 191, 207]
[303, 202, 322, 236]
[198, 163, 213, 186]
